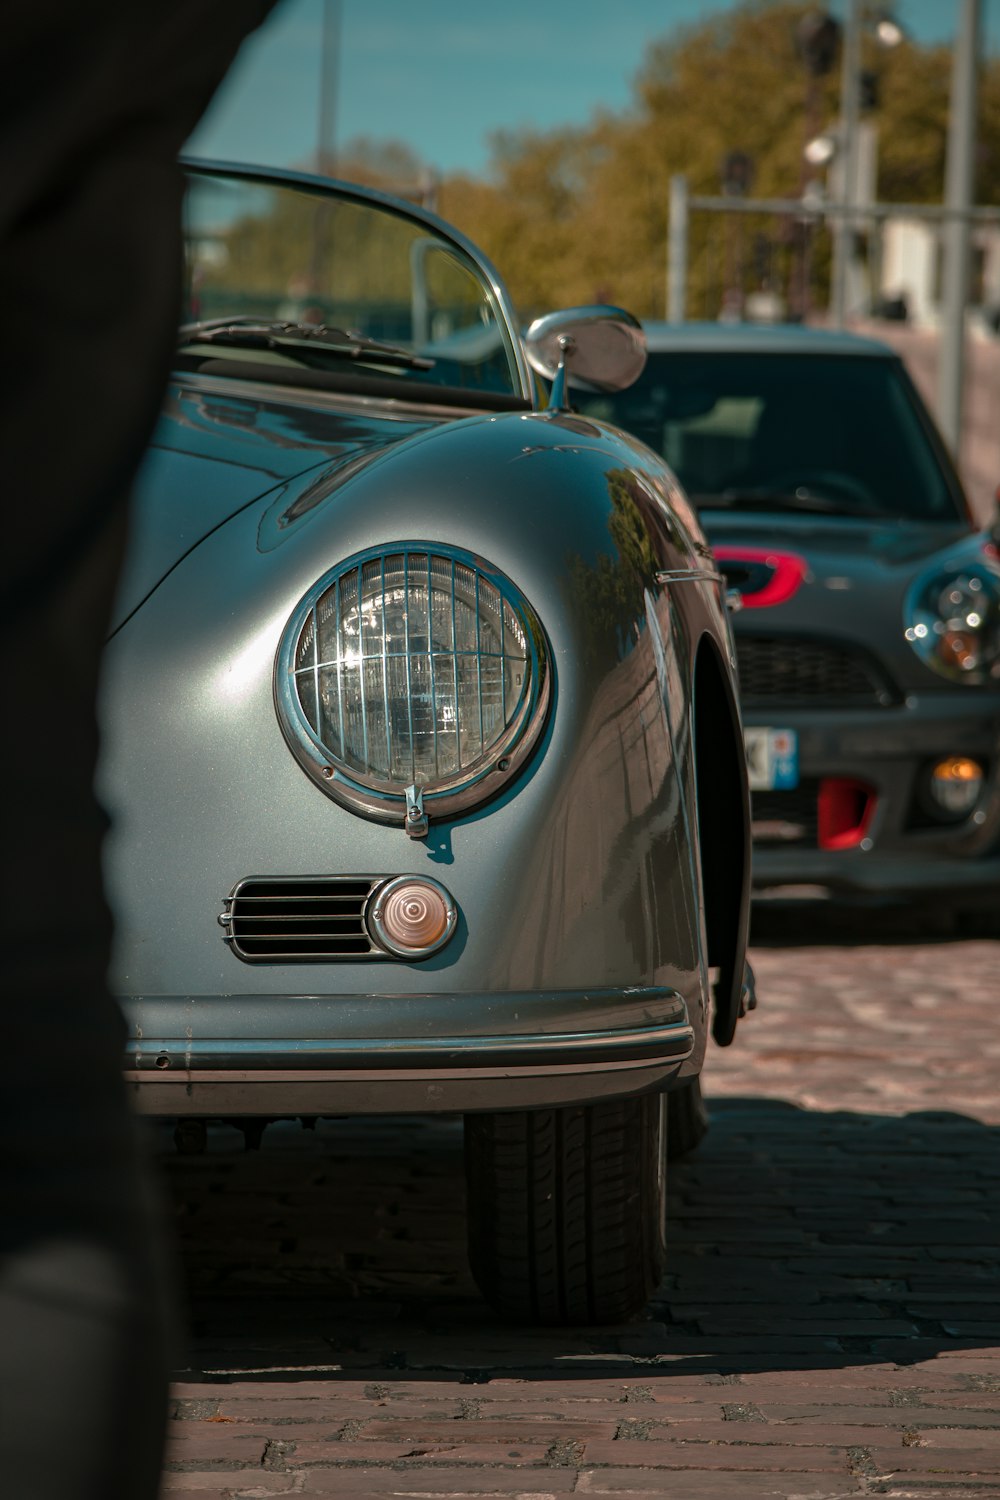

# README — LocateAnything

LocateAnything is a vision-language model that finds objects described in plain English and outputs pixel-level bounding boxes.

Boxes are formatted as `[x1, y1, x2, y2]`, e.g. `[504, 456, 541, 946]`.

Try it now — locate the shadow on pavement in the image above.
[749, 900, 997, 948]
[659, 1096, 999, 1372]
[161, 1099, 999, 1382]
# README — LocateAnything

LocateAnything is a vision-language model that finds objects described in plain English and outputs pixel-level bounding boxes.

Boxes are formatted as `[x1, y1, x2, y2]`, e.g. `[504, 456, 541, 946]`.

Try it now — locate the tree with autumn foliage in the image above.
[428, 1, 1000, 323]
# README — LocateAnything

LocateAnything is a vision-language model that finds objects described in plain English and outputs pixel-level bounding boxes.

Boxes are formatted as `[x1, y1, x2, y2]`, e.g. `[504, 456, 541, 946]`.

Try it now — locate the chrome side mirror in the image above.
[524, 305, 646, 412]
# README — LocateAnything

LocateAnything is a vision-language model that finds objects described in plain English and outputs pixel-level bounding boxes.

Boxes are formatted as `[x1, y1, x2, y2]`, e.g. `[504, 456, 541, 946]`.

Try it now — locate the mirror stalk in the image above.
[547, 334, 577, 414]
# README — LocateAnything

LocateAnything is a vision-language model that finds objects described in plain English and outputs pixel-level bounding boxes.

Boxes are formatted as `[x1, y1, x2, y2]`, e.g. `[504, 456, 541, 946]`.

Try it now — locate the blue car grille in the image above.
[751, 782, 821, 847]
[735, 636, 900, 707]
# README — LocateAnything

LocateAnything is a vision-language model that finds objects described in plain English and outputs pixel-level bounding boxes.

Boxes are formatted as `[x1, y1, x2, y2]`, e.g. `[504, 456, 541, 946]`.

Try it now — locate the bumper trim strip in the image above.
[125, 1015, 695, 1075]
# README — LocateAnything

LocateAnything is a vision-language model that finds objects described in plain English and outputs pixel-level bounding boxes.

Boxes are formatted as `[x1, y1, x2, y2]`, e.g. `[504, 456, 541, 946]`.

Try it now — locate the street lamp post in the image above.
[316, 0, 342, 176]
[826, 2, 904, 326]
[829, 0, 862, 327]
[668, 175, 688, 323]
[720, 149, 754, 320]
[938, 0, 981, 456]
[795, 11, 841, 320]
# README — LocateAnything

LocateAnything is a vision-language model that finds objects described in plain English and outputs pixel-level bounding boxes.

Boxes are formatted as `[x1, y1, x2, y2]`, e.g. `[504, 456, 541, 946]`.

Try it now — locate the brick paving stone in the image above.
[161, 1481, 301, 1494]
[921, 1397, 1000, 1414]
[694, 1317, 922, 1337]
[614, 1420, 910, 1445]
[741, 1367, 967, 1390]
[865, 1447, 1000, 1478]
[581, 1439, 852, 1469]
[296, 1439, 547, 1463]
[297, 1473, 579, 1494]
[575, 1471, 864, 1496]
[877, 1492, 1000, 1500]
[755, 1406, 1000, 1428]
[737, 1386, 944, 1406]
[321, 1419, 621, 1444]
[166, 1427, 270, 1462]
[895, 1430, 1000, 1451]
[672, 1300, 896, 1319]
[434, 1394, 706, 1414]
[277, 1434, 434, 1458]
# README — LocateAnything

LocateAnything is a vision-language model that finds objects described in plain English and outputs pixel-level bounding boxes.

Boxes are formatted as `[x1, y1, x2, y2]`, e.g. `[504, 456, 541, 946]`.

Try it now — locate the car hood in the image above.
[701, 510, 971, 591]
[699, 508, 972, 570]
[698, 507, 985, 636]
[109, 378, 442, 632]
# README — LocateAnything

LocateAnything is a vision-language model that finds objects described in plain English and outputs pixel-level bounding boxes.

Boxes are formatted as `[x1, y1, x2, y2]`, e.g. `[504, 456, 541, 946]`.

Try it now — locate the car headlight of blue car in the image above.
[905, 555, 1000, 685]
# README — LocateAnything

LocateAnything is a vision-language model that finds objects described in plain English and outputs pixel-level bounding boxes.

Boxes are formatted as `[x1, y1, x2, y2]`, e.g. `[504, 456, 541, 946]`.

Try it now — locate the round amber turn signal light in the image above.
[368, 876, 456, 958]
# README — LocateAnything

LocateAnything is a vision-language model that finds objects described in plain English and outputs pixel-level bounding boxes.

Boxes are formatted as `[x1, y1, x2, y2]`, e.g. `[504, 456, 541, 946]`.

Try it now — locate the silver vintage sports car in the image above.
[99, 162, 752, 1325]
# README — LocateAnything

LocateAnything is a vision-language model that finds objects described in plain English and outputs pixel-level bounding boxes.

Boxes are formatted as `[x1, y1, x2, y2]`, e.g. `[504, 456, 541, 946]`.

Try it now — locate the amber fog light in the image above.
[926, 756, 984, 818]
[368, 875, 456, 958]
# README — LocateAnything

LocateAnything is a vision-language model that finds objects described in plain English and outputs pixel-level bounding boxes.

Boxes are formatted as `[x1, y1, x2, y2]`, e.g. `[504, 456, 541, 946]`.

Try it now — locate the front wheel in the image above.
[464, 1093, 667, 1325]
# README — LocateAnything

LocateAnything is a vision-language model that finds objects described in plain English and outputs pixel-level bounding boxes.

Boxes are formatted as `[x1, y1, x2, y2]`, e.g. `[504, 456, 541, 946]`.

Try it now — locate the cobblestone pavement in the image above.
[159, 915, 1000, 1499]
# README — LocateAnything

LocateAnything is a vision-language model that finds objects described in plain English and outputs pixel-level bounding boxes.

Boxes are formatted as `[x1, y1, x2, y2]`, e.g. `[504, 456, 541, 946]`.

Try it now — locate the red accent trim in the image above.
[714, 547, 808, 608]
[818, 778, 876, 850]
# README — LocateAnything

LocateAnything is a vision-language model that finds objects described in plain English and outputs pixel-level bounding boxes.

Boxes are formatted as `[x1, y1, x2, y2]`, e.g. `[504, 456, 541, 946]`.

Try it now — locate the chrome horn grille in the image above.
[222, 877, 379, 961]
[275, 544, 550, 829]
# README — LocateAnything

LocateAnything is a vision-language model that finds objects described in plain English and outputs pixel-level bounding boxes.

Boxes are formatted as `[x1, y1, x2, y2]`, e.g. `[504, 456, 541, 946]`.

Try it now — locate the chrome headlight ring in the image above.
[275, 543, 552, 832]
[904, 555, 1000, 686]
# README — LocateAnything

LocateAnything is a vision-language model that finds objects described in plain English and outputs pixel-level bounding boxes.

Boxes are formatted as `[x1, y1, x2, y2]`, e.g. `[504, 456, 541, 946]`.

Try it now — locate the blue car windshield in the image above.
[574, 351, 965, 523]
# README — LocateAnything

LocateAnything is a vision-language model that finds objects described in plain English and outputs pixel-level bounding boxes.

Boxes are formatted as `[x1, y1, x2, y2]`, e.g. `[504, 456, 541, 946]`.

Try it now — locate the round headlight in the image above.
[904, 560, 1000, 685]
[275, 544, 551, 830]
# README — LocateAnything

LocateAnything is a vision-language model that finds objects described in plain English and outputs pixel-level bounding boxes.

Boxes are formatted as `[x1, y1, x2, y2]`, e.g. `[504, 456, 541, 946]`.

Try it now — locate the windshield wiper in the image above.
[178, 319, 435, 372]
[691, 488, 891, 518]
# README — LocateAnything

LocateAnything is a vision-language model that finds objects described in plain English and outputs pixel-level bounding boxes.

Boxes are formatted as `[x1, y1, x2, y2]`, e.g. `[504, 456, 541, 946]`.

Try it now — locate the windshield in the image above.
[181, 170, 524, 402]
[574, 350, 965, 523]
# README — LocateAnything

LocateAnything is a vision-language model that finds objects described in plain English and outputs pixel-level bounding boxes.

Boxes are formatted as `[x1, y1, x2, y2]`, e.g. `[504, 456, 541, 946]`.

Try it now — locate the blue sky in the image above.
[189, 1, 998, 179]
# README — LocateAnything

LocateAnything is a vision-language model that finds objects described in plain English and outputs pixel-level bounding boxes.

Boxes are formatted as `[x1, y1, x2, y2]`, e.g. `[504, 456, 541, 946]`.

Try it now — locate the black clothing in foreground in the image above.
[0, 5, 275, 1496]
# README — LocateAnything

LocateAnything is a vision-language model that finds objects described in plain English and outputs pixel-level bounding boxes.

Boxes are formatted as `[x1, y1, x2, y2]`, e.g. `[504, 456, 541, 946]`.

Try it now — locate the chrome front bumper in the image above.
[122, 985, 697, 1116]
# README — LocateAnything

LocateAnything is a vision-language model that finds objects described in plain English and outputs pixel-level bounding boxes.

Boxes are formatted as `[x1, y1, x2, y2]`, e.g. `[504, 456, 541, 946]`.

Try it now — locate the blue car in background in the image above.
[575, 323, 1000, 926]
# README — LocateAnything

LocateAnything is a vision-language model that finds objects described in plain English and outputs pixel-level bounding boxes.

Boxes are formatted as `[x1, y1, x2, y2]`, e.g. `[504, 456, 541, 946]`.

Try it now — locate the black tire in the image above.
[666, 1076, 709, 1159]
[463, 1093, 667, 1325]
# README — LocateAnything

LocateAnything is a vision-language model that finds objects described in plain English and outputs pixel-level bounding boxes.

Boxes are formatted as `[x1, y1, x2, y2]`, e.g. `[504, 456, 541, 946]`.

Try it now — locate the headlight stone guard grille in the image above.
[275, 544, 551, 829]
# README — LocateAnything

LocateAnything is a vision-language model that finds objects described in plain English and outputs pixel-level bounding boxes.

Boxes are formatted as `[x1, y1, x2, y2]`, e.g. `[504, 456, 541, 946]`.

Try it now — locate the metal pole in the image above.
[830, 0, 861, 326]
[316, 0, 342, 175]
[667, 174, 689, 323]
[938, 0, 981, 455]
[685, 193, 1000, 223]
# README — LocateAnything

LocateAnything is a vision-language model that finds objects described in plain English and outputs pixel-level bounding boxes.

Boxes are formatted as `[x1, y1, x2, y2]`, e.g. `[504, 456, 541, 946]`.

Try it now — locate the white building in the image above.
[878, 217, 1000, 331]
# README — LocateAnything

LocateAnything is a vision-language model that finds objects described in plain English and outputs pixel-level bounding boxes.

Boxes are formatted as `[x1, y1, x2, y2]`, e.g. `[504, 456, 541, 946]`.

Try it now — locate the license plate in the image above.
[744, 727, 799, 791]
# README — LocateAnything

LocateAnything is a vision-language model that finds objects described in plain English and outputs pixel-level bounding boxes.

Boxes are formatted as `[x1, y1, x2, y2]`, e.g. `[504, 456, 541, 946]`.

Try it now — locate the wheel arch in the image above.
[692, 633, 752, 1046]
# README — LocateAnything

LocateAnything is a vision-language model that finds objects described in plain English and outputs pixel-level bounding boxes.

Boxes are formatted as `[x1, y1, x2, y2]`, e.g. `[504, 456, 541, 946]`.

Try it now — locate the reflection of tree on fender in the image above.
[566, 467, 683, 673]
